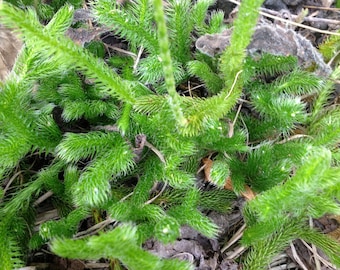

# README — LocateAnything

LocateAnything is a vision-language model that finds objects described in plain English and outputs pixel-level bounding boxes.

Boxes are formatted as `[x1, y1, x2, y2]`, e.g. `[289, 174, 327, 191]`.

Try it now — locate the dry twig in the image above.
[227, 0, 340, 36]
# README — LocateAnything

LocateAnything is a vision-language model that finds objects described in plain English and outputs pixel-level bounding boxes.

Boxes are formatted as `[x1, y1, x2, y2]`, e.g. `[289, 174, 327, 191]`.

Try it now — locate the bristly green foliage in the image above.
[319, 30, 340, 63]
[180, 0, 265, 135]
[0, 0, 339, 269]
[239, 54, 326, 140]
[153, 0, 187, 127]
[243, 147, 337, 222]
[4, 0, 83, 20]
[241, 147, 340, 268]
[187, 60, 223, 94]
[92, 0, 223, 89]
[40, 207, 89, 240]
[230, 142, 308, 193]
[51, 224, 194, 270]
[220, 0, 264, 84]
[157, 188, 236, 213]
[242, 53, 298, 81]
[0, 161, 66, 269]
[242, 217, 301, 270]
[0, 215, 27, 269]
[299, 227, 340, 266]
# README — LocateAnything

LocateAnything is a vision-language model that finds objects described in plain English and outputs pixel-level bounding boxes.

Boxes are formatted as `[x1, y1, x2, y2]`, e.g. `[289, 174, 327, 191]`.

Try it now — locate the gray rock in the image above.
[195, 23, 331, 77]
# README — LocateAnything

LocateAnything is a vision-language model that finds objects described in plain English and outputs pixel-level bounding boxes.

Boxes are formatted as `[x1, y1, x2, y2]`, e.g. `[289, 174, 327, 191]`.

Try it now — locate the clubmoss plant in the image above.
[0, 0, 339, 269]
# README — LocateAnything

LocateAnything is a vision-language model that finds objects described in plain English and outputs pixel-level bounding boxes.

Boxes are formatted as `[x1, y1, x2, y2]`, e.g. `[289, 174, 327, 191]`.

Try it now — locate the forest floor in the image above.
[2, 0, 340, 269]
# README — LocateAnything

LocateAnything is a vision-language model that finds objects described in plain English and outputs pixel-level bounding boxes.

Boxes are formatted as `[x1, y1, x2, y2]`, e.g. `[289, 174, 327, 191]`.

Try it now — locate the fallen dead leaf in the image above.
[224, 177, 256, 201]
[202, 157, 256, 200]
[0, 25, 22, 81]
[327, 215, 340, 242]
[202, 157, 214, 182]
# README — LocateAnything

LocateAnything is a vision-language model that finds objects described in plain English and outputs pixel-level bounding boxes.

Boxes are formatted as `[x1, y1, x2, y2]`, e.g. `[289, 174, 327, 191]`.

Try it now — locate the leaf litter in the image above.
[5, 0, 339, 269]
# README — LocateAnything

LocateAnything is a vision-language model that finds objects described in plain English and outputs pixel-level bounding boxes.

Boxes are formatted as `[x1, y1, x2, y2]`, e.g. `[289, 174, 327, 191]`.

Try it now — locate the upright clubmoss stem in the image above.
[220, 0, 264, 90]
[153, 0, 187, 127]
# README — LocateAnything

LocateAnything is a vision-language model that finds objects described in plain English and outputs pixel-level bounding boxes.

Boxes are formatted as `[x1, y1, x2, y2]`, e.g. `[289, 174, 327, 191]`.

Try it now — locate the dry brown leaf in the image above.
[66, 27, 108, 47]
[327, 215, 340, 242]
[202, 157, 256, 200]
[202, 157, 214, 182]
[224, 177, 256, 201]
[0, 25, 22, 81]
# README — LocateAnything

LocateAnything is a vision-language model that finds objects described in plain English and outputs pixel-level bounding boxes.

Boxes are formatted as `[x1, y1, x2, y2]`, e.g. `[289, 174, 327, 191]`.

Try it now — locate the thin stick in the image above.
[144, 182, 168, 205]
[259, 11, 340, 36]
[33, 190, 54, 207]
[309, 217, 321, 270]
[144, 140, 166, 163]
[189, 83, 205, 91]
[105, 43, 137, 57]
[232, 105, 242, 127]
[232, 100, 243, 128]
[303, 5, 340, 12]
[270, 253, 290, 267]
[289, 242, 308, 270]
[179, 82, 205, 96]
[119, 191, 134, 202]
[226, 0, 340, 36]
[133, 46, 144, 72]
[75, 217, 116, 238]
[276, 134, 313, 144]
[2, 170, 23, 198]
[261, 6, 340, 26]
[300, 239, 337, 269]
[328, 50, 340, 67]
[269, 263, 299, 270]
[85, 262, 110, 269]
[224, 69, 243, 101]
[35, 209, 59, 226]
[226, 245, 247, 259]
[187, 80, 193, 97]
[221, 223, 246, 253]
